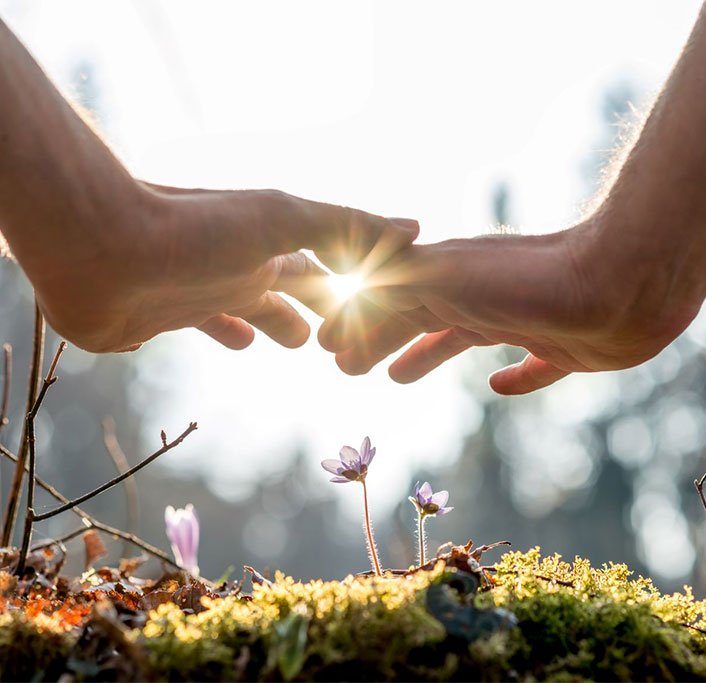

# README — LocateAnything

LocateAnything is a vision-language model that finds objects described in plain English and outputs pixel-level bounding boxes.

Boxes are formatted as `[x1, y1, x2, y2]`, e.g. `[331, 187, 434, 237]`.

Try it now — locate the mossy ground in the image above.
[3, 548, 706, 681]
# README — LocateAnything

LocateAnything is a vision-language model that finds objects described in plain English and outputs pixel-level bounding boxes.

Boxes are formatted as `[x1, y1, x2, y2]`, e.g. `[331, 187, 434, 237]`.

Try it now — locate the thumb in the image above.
[489, 354, 570, 395]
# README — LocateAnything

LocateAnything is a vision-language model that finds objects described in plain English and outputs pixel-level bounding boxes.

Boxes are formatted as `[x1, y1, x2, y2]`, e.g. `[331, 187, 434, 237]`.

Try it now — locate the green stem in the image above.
[418, 513, 427, 567]
[361, 480, 382, 576]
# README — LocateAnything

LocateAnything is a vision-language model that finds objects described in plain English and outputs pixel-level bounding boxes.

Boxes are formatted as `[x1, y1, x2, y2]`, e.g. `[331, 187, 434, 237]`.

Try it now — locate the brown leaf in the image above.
[140, 590, 175, 611]
[172, 580, 216, 614]
[118, 555, 148, 578]
[83, 530, 107, 571]
[469, 540, 511, 562]
[0, 571, 17, 597]
[67, 601, 153, 681]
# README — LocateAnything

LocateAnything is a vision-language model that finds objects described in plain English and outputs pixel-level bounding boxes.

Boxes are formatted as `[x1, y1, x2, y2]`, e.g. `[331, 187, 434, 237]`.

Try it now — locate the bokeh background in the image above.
[1, 0, 706, 591]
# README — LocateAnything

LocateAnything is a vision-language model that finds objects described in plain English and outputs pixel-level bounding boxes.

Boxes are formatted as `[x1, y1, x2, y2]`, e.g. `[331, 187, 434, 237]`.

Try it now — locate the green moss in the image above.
[472, 547, 706, 681]
[4, 549, 706, 680]
[142, 565, 447, 680]
[141, 550, 706, 681]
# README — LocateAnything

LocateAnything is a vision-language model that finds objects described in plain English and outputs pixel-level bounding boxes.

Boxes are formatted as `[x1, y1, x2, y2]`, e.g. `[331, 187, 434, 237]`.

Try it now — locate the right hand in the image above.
[318, 219, 702, 394]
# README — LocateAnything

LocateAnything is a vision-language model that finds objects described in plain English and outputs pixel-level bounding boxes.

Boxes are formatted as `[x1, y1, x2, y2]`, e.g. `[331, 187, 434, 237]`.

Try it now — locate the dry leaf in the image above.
[83, 530, 107, 571]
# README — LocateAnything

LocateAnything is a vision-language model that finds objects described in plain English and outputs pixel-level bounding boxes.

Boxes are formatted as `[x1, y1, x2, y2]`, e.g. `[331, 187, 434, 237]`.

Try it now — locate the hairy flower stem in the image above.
[417, 513, 427, 567]
[361, 480, 382, 576]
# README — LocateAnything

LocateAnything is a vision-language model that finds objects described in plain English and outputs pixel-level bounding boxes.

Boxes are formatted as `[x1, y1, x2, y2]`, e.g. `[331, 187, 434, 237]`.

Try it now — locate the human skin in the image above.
[0, 18, 418, 353]
[319, 3, 706, 395]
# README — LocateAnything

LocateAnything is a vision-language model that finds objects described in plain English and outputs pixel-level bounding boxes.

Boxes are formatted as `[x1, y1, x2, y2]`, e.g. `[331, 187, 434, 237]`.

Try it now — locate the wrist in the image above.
[30, 178, 163, 352]
[580, 206, 703, 354]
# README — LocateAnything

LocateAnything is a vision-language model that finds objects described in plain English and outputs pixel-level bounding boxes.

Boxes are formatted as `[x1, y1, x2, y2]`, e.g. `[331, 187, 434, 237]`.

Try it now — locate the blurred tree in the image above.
[491, 182, 512, 228]
[69, 59, 103, 125]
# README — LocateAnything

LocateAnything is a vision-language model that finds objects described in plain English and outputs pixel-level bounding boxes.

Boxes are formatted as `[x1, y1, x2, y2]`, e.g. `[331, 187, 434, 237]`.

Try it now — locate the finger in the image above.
[271, 252, 337, 316]
[315, 217, 421, 276]
[488, 354, 571, 395]
[198, 315, 256, 350]
[318, 294, 394, 352]
[334, 307, 447, 375]
[259, 191, 420, 272]
[335, 320, 420, 376]
[389, 327, 493, 383]
[236, 291, 310, 348]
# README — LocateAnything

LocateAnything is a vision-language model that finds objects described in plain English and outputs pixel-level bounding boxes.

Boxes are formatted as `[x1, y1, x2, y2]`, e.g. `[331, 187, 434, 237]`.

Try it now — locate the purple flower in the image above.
[409, 481, 454, 517]
[165, 504, 200, 576]
[321, 436, 376, 483]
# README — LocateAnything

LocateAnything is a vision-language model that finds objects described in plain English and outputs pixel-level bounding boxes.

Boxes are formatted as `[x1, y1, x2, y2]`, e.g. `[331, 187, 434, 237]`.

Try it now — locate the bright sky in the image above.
[1, 1, 702, 521]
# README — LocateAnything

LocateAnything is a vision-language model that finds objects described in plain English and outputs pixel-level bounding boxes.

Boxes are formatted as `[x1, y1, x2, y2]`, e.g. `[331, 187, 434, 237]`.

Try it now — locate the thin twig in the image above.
[89, 519, 178, 568]
[1, 299, 45, 546]
[0, 343, 11, 435]
[0, 447, 180, 569]
[683, 621, 706, 635]
[694, 473, 706, 512]
[102, 417, 140, 556]
[31, 524, 90, 551]
[535, 573, 575, 588]
[16, 341, 66, 575]
[33, 422, 197, 522]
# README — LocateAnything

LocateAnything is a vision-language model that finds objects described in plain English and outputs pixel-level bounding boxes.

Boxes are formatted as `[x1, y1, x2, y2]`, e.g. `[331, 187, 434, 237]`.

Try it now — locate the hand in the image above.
[318, 219, 703, 394]
[30, 183, 418, 353]
[0, 19, 419, 354]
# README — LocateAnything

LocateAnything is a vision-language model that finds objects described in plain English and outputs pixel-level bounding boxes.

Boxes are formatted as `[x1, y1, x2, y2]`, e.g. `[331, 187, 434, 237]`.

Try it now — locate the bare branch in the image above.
[0, 447, 180, 569]
[88, 519, 178, 568]
[2, 299, 44, 546]
[16, 341, 66, 575]
[32, 422, 198, 522]
[0, 443, 16, 462]
[102, 416, 140, 556]
[694, 473, 706, 512]
[31, 524, 90, 552]
[0, 343, 11, 435]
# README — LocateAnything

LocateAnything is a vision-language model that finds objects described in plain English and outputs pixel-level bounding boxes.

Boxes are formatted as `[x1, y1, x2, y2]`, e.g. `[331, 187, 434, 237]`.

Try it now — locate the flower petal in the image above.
[359, 437, 375, 465]
[430, 490, 449, 508]
[418, 481, 433, 502]
[321, 459, 343, 475]
[164, 505, 176, 526]
[408, 496, 422, 511]
[436, 506, 454, 516]
[185, 508, 199, 571]
[330, 476, 352, 483]
[339, 446, 359, 465]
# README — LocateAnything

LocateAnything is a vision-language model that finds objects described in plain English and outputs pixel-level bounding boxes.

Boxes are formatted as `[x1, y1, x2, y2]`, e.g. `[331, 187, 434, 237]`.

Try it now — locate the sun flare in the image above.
[328, 272, 366, 303]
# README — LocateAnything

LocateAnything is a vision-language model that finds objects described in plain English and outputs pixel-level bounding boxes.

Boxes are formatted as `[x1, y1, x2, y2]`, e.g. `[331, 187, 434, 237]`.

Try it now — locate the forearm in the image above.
[593, 3, 706, 312]
[0, 19, 149, 279]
